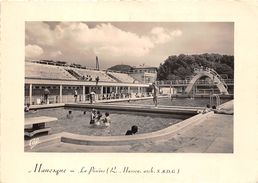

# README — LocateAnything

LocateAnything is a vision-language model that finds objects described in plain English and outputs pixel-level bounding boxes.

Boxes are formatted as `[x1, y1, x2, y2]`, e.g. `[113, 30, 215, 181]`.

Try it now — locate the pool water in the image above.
[25, 108, 184, 136]
[118, 97, 231, 107]
[25, 98, 231, 137]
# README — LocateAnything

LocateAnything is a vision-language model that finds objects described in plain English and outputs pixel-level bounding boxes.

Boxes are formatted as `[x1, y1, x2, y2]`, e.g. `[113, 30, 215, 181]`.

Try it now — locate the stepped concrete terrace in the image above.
[25, 62, 77, 80]
[25, 100, 233, 153]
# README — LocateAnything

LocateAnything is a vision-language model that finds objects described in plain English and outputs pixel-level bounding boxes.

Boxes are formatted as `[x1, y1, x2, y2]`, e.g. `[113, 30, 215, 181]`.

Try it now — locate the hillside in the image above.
[108, 64, 133, 72]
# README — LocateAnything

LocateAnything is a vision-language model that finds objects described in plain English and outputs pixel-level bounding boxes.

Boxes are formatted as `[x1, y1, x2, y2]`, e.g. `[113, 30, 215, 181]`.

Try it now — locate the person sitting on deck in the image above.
[111, 92, 115, 99]
[135, 92, 140, 98]
[24, 103, 30, 112]
[103, 112, 111, 127]
[90, 109, 96, 125]
[202, 104, 211, 114]
[125, 125, 138, 135]
[211, 105, 234, 115]
[67, 110, 73, 119]
[214, 110, 234, 115]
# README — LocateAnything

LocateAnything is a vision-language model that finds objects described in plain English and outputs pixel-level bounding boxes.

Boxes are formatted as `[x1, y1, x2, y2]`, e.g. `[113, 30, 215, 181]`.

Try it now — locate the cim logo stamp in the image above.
[29, 138, 39, 149]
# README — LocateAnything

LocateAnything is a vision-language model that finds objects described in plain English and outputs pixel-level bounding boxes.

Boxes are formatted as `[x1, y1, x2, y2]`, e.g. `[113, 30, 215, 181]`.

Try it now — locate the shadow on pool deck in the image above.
[26, 100, 233, 153]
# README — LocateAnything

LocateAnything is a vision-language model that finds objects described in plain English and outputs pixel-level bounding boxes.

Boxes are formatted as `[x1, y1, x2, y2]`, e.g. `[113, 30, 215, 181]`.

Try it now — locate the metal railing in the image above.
[210, 94, 221, 107]
[24, 92, 153, 105]
[156, 79, 233, 86]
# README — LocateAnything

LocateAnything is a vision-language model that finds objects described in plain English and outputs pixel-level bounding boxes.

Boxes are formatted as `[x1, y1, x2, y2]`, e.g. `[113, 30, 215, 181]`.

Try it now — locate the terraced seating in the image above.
[25, 62, 135, 83]
[107, 71, 139, 83]
[25, 62, 76, 80]
[73, 68, 116, 82]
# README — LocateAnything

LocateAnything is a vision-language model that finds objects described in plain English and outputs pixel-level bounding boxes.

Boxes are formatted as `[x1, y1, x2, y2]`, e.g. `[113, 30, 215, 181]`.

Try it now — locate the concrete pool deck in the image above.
[65, 103, 201, 116]
[29, 97, 204, 116]
[28, 96, 168, 110]
[25, 100, 233, 153]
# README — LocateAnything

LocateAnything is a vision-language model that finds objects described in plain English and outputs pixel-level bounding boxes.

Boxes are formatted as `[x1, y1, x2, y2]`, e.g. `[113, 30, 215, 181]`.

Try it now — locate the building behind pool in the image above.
[24, 60, 233, 105]
[25, 60, 156, 105]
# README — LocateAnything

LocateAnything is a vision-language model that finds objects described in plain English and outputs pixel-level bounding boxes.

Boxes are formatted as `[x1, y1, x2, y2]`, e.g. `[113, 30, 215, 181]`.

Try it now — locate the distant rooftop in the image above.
[133, 64, 157, 69]
[25, 59, 97, 70]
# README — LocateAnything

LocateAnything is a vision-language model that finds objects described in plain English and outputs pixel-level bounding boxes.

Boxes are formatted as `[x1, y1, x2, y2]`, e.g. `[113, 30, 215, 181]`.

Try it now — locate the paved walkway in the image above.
[29, 96, 167, 110]
[148, 113, 233, 153]
[153, 100, 233, 153]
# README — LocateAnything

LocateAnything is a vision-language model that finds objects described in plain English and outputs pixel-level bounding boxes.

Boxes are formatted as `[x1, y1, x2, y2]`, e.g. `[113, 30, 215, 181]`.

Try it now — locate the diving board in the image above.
[25, 116, 57, 126]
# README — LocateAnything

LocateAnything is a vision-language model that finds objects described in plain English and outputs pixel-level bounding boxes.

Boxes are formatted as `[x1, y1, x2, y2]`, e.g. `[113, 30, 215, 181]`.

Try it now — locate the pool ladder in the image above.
[210, 94, 221, 107]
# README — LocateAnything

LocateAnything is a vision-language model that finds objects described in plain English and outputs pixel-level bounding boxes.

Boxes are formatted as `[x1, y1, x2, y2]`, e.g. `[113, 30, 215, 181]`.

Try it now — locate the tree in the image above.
[157, 53, 234, 80]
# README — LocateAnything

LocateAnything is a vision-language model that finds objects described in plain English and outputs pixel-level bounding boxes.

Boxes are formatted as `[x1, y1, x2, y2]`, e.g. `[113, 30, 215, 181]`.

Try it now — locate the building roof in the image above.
[133, 65, 157, 69]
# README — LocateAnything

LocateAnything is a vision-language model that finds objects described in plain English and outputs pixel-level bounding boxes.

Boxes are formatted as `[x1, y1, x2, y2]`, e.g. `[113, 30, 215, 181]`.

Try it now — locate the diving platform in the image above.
[24, 116, 57, 138]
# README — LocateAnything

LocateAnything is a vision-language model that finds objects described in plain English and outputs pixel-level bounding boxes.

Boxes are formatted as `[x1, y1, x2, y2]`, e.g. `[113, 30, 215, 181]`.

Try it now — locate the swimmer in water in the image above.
[66, 110, 73, 119]
[125, 125, 138, 135]
[95, 111, 103, 126]
[90, 109, 96, 125]
[103, 112, 111, 127]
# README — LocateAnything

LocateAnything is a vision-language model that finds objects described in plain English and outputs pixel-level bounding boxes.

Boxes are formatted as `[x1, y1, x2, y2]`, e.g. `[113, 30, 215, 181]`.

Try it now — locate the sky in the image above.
[25, 22, 234, 69]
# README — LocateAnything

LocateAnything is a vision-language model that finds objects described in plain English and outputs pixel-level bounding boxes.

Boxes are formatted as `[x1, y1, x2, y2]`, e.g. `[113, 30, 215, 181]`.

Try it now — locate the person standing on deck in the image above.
[95, 76, 99, 85]
[152, 82, 158, 107]
[74, 89, 78, 103]
[43, 87, 50, 104]
[90, 91, 95, 104]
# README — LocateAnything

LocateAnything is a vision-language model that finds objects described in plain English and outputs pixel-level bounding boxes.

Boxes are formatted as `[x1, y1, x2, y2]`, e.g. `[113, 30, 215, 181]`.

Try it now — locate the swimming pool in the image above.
[25, 108, 184, 136]
[25, 97, 231, 137]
